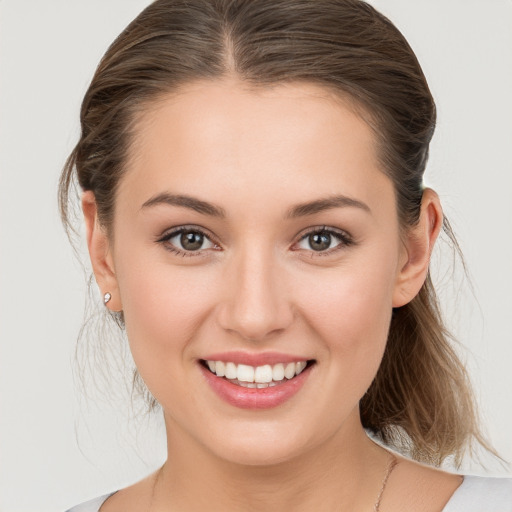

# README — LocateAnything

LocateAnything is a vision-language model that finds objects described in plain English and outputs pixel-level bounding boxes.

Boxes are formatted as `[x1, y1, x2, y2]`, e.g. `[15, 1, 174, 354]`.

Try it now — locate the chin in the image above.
[199, 419, 323, 467]
[212, 439, 307, 467]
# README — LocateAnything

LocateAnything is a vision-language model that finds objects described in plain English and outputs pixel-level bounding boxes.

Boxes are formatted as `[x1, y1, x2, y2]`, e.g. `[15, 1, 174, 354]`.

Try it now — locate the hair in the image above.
[59, 0, 491, 467]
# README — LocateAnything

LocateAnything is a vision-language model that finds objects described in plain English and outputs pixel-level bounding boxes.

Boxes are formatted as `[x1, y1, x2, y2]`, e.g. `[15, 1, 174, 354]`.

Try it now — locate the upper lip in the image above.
[201, 351, 312, 367]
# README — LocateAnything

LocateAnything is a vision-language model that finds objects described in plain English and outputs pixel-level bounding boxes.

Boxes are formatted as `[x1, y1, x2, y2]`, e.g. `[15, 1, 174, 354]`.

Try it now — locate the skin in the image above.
[83, 79, 461, 511]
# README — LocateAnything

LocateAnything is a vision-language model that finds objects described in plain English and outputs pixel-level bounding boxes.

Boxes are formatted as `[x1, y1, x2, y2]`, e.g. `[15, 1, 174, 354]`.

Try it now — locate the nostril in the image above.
[216, 277, 294, 341]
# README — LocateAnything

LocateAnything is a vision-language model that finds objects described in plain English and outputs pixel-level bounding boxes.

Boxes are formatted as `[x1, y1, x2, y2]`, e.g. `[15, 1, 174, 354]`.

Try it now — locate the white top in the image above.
[441, 476, 512, 511]
[66, 475, 512, 511]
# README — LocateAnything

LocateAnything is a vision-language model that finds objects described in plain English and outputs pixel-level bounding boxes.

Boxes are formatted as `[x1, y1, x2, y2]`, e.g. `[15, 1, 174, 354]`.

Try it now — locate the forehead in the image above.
[118, 79, 392, 218]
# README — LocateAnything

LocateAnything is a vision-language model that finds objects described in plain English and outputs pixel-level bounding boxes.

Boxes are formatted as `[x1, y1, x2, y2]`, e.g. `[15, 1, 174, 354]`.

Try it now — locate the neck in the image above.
[151, 410, 392, 512]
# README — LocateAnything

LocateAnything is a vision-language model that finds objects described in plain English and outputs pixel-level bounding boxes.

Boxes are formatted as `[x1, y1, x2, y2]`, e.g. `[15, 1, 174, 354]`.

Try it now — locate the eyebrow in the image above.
[141, 192, 370, 219]
[285, 195, 371, 218]
[141, 193, 226, 218]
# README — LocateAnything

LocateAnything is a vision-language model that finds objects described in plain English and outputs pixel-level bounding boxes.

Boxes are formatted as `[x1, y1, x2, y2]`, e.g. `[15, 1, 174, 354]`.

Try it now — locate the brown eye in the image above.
[308, 232, 332, 251]
[295, 228, 352, 254]
[159, 227, 216, 254]
[180, 231, 204, 251]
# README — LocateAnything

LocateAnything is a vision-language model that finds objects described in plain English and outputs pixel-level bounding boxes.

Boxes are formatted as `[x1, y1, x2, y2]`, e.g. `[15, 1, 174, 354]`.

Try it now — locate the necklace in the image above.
[149, 454, 399, 512]
[373, 454, 398, 512]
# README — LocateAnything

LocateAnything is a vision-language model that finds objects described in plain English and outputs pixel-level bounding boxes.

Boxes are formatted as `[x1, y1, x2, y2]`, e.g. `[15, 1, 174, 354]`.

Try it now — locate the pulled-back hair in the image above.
[59, 0, 488, 466]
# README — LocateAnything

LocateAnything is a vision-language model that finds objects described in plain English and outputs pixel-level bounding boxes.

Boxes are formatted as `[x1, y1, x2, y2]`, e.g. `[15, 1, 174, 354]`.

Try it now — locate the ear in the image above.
[82, 191, 122, 312]
[392, 188, 443, 308]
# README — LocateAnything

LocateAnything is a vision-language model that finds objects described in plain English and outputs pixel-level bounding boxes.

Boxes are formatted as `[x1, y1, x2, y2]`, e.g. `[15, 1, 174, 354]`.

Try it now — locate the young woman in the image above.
[61, 0, 512, 510]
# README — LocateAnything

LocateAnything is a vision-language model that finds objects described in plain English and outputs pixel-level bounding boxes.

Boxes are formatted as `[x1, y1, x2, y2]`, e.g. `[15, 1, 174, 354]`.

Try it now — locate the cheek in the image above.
[300, 260, 395, 340]
[296, 256, 396, 389]
[115, 256, 218, 379]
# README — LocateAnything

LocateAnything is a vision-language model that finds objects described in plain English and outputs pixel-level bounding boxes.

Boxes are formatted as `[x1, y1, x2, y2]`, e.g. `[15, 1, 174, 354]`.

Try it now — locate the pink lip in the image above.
[199, 361, 313, 410]
[202, 351, 310, 366]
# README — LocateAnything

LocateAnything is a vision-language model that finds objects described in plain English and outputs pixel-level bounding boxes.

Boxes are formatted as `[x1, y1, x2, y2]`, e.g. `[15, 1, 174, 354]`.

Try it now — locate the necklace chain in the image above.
[373, 454, 398, 512]
[149, 454, 398, 512]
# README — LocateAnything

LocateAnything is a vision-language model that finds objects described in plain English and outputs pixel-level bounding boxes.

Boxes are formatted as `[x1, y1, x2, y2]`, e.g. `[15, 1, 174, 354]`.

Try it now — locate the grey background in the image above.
[1, 1, 511, 510]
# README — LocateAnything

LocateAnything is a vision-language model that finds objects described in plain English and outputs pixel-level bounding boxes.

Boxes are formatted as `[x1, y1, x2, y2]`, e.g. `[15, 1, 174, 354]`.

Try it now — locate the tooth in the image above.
[237, 364, 255, 382]
[272, 363, 285, 381]
[212, 360, 307, 383]
[254, 364, 273, 383]
[284, 362, 296, 379]
[215, 361, 225, 377]
[295, 361, 307, 375]
[225, 362, 237, 380]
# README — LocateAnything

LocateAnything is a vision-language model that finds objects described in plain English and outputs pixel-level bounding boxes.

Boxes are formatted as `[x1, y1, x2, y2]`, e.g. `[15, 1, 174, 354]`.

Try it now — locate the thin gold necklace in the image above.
[374, 455, 398, 512]
[149, 454, 399, 511]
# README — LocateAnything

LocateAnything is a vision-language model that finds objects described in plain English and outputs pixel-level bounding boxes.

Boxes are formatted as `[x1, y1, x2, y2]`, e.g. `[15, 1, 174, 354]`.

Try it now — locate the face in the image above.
[94, 80, 413, 465]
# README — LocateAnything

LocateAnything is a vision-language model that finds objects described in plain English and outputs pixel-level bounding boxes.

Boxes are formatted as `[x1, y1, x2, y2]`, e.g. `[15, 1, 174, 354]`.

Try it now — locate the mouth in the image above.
[200, 359, 316, 388]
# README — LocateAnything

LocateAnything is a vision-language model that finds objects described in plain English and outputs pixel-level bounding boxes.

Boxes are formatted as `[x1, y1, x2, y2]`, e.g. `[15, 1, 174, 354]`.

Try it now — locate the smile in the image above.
[199, 356, 315, 409]
[203, 360, 309, 388]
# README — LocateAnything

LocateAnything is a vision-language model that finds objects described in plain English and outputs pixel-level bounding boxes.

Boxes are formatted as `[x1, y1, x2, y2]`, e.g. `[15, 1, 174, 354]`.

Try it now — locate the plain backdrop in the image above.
[1, 1, 511, 511]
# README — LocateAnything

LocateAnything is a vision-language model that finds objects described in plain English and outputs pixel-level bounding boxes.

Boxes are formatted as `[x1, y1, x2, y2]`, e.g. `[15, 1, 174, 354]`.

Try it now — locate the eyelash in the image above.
[293, 226, 354, 256]
[156, 226, 219, 257]
[156, 225, 354, 258]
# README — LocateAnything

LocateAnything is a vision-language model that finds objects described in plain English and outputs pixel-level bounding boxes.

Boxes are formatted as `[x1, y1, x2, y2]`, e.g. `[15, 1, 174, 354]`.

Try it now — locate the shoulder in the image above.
[65, 469, 160, 511]
[65, 492, 116, 512]
[385, 457, 510, 512]
[442, 475, 512, 512]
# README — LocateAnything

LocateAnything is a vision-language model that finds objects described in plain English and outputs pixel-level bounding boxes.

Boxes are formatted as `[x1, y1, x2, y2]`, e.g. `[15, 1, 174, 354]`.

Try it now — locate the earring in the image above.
[104, 292, 112, 305]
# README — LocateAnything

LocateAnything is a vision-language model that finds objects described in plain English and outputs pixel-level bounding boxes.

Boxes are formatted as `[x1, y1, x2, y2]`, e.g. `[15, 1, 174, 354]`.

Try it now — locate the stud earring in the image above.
[104, 292, 112, 305]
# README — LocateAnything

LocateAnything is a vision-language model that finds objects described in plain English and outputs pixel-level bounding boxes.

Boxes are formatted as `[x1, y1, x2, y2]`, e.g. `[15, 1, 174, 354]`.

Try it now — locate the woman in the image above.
[61, 0, 512, 510]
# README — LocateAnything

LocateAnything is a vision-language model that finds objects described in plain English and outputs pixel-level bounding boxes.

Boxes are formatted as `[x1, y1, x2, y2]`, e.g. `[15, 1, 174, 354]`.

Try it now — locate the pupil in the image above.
[181, 231, 203, 251]
[309, 232, 331, 251]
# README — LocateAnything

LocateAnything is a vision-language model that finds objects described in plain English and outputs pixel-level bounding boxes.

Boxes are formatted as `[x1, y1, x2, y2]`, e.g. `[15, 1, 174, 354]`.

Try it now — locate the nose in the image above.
[217, 247, 294, 342]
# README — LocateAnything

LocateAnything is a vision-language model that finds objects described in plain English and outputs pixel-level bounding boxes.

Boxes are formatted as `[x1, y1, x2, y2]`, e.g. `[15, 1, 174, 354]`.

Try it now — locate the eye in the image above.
[295, 227, 352, 254]
[157, 227, 217, 255]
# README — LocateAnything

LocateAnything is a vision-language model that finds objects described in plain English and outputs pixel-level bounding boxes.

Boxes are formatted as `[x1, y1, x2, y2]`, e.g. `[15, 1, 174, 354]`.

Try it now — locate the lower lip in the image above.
[200, 363, 313, 410]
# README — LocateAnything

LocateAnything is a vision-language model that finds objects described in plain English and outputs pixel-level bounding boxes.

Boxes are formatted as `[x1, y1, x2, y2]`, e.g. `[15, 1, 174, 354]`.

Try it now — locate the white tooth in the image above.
[284, 362, 296, 379]
[272, 363, 285, 381]
[238, 381, 249, 388]
[207, 360, 216, 373]
[254, 364, 273, 383]
[237, 364, 255, 382]
[225, 362, 238, 380]
[295, 361, 307, 375]
[215, 361, 225, 377]
[257, 382, 268, 389]
[246, 382, 257, 388]
[268, 381, 277, 387]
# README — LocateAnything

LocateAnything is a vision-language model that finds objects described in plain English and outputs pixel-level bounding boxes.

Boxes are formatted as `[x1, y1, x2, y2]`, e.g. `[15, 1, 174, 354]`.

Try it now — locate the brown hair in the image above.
[59, 0, 489, 466]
